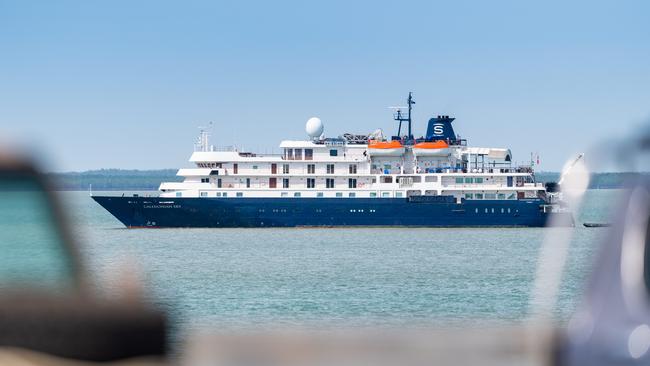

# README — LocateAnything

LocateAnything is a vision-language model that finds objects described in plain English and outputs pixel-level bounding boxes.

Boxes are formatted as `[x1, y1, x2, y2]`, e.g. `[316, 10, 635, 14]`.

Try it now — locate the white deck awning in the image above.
[462, 147, 511, 160]
[176, 168, 213, 176]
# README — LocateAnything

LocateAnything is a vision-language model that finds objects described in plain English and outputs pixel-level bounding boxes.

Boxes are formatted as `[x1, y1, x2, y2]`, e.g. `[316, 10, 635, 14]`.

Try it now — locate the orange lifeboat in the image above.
[367, 140, 405, 156]
[412, 140, 450, 157]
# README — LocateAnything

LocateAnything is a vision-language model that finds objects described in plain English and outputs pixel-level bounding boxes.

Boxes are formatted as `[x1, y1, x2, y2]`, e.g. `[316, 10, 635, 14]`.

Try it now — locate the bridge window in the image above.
[294, 148, 303, 160]
[305, 149, 313, 160]
[329, 149, 338, 157]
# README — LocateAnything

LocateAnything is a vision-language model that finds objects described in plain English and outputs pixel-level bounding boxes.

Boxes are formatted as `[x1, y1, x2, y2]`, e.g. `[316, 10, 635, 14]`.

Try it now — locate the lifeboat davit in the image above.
[367, 140, 405, 156]
[412, 140, 450, 157]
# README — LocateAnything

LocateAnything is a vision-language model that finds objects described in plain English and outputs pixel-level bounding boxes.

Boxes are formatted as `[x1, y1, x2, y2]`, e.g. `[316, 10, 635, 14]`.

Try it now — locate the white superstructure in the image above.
[159, 119, 547, 203]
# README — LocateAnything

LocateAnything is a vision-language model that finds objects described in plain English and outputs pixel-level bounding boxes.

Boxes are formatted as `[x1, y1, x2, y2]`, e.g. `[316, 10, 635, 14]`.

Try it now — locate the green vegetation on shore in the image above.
[47, 169, 181, 191]
[46, 169, 643, 191]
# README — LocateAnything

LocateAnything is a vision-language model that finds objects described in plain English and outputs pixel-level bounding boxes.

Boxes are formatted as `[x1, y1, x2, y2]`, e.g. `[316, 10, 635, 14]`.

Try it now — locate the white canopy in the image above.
[463, 147, 512, 160]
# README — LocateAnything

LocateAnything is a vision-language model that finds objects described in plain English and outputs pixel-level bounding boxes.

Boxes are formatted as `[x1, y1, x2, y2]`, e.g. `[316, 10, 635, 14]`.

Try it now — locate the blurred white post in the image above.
[529, 155, 589, 319]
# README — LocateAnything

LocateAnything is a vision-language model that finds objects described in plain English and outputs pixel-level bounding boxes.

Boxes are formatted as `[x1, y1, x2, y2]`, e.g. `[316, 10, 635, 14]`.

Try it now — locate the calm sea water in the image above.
[56, 190, 619, 337]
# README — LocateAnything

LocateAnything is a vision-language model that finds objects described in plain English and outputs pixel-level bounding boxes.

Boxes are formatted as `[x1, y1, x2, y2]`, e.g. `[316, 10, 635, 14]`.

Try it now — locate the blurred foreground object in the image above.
[182, 327, 555, 366]
[0, 152, 166, 363]
[558, 177, 650, 365]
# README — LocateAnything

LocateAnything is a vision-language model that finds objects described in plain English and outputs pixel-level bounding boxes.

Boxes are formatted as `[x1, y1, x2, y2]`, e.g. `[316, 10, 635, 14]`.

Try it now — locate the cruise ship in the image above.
[93, 93, 573, 228]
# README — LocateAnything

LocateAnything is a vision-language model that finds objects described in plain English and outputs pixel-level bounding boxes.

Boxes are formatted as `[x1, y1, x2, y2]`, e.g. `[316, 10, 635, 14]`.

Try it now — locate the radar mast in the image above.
[392, 92, 415, 141]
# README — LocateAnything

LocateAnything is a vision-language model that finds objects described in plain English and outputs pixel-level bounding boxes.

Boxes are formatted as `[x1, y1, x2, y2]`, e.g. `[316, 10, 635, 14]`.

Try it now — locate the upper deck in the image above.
[164, 93, 546, 200]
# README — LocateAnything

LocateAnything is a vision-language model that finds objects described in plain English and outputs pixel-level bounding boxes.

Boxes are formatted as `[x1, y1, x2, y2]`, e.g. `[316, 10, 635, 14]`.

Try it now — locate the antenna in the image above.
[195, 124, 211, 152]
[391, 92, 415, 140]
[388, 106, 406, 137]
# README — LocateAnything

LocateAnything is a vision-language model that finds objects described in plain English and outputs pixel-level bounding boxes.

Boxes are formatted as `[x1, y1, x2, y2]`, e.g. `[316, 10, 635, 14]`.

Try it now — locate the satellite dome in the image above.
[305, 117, 324, 138]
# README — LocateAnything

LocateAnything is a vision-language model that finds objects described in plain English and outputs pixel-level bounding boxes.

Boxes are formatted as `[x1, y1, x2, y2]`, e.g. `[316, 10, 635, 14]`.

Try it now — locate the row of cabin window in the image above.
[203, 177, 358, 189]
[192, 191, 402, 198]
[475, 207, 515, 214]
[280, 192, 358, 198]
[278, 192, 399, 198]
[278, 178, 357, 189]
[196, 192, 246, 197]
[284, 148, 314, 160]
[284, 148, 339, 160]
[455, 177, 485, 184]
[230, 163, 358, 175]
[465, 192, 516, 200]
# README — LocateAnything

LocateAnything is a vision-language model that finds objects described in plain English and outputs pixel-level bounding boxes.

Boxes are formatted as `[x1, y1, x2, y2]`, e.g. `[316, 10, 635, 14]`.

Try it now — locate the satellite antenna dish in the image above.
[305, 117, 324, 139]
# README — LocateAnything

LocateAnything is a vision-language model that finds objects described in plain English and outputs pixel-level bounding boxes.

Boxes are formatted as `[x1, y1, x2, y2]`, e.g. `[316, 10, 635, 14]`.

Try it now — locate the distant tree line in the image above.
[46, 169, 181, 191]
[45, 169, 647, 191]
[536, 172, 649, 189]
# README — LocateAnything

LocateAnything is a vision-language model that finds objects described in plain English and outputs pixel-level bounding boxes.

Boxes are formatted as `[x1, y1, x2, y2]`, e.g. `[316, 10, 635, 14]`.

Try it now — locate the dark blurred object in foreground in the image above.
[0, 152, 166, 362]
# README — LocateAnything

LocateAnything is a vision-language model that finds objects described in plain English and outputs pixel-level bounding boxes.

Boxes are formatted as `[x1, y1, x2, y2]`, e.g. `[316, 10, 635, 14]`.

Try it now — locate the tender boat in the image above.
[412, 141, 450, 157]
[367, 140, 405, 156]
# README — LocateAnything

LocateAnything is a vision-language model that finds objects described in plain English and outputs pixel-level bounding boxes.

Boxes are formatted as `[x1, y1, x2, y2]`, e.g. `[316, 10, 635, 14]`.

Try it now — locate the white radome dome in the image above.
[305, 117, 324, 138]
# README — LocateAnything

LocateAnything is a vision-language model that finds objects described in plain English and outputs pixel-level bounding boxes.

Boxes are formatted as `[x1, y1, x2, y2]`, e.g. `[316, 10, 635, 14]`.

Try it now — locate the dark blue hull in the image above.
[92, 196, 573, 228]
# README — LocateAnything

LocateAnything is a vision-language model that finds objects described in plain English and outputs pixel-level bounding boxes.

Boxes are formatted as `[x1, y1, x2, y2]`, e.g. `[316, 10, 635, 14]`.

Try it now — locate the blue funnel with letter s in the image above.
[426, 115, 457, 142]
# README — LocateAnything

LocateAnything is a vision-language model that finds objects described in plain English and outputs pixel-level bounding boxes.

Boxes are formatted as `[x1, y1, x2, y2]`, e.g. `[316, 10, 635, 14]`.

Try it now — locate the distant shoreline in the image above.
[45, 169, 643, 191]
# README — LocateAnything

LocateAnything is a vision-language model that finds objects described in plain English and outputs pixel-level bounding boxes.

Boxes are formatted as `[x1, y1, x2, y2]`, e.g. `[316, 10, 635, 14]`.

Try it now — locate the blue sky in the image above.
[1, 0, 648, 172]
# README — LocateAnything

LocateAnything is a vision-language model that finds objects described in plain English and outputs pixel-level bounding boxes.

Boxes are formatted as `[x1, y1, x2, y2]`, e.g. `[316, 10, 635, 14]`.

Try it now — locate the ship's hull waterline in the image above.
[93, 196, 573, 228]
